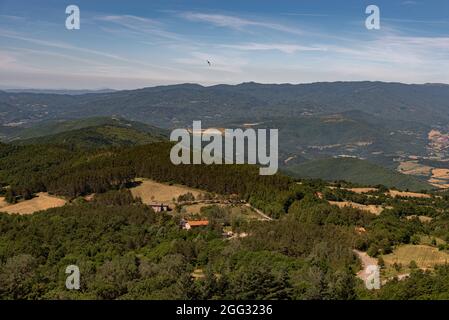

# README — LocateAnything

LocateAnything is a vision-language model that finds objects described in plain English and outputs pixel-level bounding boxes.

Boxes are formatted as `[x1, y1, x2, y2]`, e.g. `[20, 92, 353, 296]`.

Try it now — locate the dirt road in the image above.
[354, 249, 378, 282]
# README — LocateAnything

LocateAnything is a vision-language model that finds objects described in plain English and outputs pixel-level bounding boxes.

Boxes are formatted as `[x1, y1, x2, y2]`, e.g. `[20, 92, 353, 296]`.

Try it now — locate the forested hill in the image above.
[2, 82, 449, 179]
[285, 158, 432, 191]
[4, 124, 449, 300]
[0, 141, 295, 218]
[13, 124, 167, 149]
[3, 117, 168, 142]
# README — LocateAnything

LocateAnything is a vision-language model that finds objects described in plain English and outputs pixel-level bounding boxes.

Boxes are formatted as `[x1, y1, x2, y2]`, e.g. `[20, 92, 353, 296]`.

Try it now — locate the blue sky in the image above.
[0, 0, 448, 89]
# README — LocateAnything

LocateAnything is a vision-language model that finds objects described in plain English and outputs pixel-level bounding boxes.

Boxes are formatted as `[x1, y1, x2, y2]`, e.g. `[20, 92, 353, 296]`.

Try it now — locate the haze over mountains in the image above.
[1, 81, 449, 189]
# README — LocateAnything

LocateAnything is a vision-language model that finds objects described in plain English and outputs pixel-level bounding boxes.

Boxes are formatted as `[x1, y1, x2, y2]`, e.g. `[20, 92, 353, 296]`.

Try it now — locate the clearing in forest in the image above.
[0, 192, 67, 215]
[398, 161, 433, 176]
[130, 179, 202, 205]
[388, 190, 431, 199]
[383, 244, 449, 269]
[328, 201, 384, 215]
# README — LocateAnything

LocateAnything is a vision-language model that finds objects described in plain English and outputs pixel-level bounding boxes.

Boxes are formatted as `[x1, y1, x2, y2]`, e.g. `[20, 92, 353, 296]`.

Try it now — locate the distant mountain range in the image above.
[1, 81, 449, 188]
[2, 88, 116, 95]
[2, 81, 449, 126]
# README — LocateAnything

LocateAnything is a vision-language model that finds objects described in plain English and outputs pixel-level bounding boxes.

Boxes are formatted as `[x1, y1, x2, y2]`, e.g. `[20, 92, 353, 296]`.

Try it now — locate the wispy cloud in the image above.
[96, 15, 181, 40]
[180, 12, 303, 35]
[384, 18, 448, 24]
[0, 29, 181, 72]
[282, 13, 330, 17]
[221, 43, 327, 54]
[0, 15, 26, 21]
[329, 34, 449, 66]
[401, 1, 420, 5]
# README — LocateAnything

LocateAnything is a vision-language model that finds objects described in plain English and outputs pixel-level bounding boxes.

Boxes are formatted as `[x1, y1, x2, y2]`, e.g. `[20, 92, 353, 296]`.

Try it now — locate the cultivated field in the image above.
[346, 187, 378, 194]
[405, 215, 433, 223]
[130, 179, 203, 205]
[383, 245, 449, 269]
[388, 190, 431, 199]
[328, 186, 378, 193]
[398, 161, 433, 176]
[329, 201, 384, 215]
[0, 192, 67, 215]
[432, 168, 449, 180]
[429, 168, 449, 189]
[0, 197, 7, 209]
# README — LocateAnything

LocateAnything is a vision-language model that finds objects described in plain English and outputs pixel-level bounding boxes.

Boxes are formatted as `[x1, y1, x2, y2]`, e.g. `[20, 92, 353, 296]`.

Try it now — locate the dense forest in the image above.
[2, 189, 449, 299]
[2, 133, 449, 300]
[0, 141, 294, 218]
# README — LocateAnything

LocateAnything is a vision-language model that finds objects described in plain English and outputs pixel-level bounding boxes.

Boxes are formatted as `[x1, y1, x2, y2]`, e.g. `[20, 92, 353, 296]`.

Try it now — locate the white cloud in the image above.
[96, 15, 181, 40]
[221, 43, 327, 54]
[0, 29, 183, 72]
[180, 12, 303, 35]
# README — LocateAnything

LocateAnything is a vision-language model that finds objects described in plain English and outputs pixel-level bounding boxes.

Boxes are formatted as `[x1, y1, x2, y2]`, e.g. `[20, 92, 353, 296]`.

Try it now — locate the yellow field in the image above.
[432, 168, 449, 180]
[0, 193, 67, 215]
[388, 190, 431, 199]
[398, 161, 433, 176]
[328, 201, 384, 215]
[429, 178, 449, 189]
[405, 215, 433, 223]
[383, 245, 449, 269]
[429, 168, 449, 189]
[130, 179, 203, 205]
[183, 203, 226, 214]
[0, 197, 7, 209]
[328, 186, 378, 193]
[346, 187, 378, 194]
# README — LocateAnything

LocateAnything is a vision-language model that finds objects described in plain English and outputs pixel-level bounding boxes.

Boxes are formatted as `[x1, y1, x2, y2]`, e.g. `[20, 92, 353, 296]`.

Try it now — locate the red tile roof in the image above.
[187, 220, 209, 227]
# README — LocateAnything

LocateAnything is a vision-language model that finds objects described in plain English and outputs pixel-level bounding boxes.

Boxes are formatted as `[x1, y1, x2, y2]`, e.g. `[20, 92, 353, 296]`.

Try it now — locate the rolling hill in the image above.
[8, 117, 168, 148]
[284, 157, 433, 191]
[1, 81, 449, 184]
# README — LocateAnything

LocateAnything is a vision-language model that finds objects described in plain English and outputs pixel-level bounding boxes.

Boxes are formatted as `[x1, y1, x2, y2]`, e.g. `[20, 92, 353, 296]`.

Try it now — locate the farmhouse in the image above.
[180, 219, 209, 230]
[149, 203, 171, 212]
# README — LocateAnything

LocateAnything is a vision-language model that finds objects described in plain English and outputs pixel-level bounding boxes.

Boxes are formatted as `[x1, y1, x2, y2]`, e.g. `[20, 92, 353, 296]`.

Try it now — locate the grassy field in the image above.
[388, 190, 432, 198]
[345, 187, 378, 194]
[129, 179, 203, 205]
[382, 244, 449, 278]
[398, 161, 433, 177]
[328, 200, 384, 215]
[0, 196, 7, 209]
[0, 192, 67, 215]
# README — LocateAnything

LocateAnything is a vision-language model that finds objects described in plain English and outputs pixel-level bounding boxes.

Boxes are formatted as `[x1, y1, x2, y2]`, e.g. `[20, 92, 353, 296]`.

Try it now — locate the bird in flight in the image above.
[207, 60, 211, 66]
